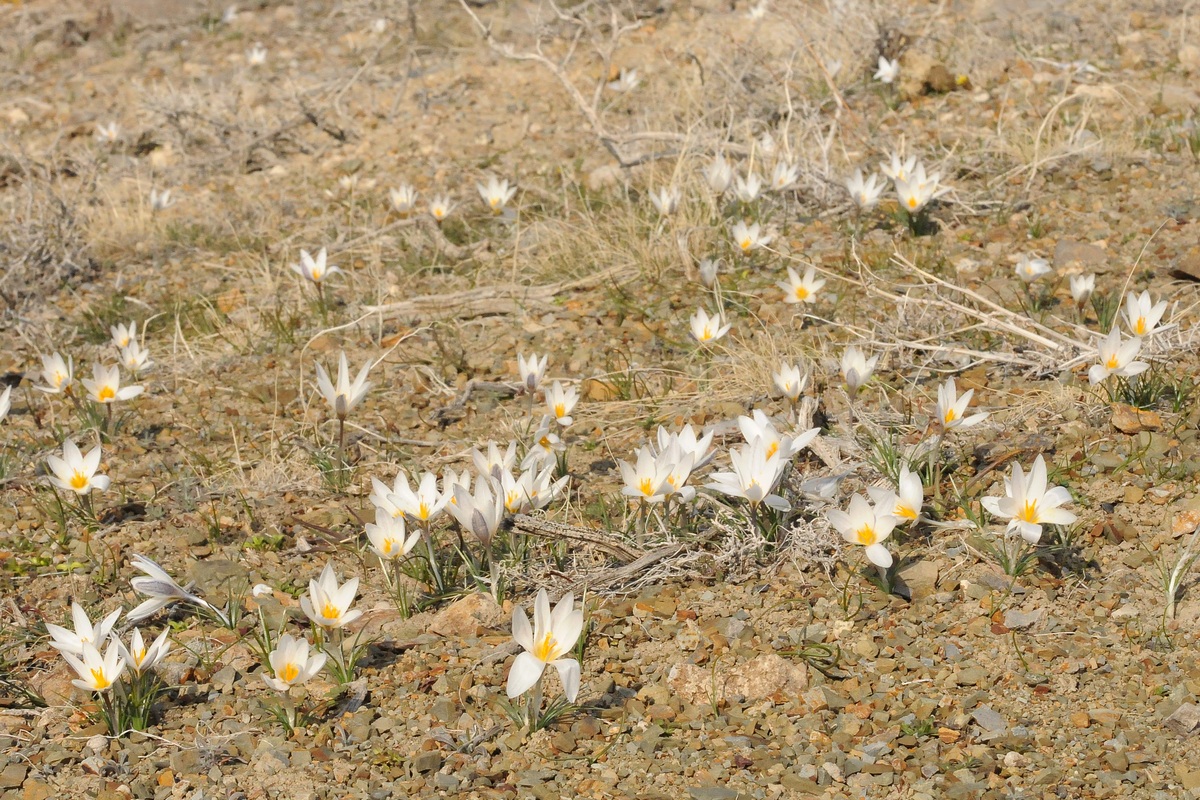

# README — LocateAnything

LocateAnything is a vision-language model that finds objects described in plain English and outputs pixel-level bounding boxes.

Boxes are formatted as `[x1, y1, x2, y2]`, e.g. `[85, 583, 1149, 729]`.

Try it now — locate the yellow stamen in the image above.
[1019, 499, 1039, 522]
[639, 477, 654, 496]
[97, 385, 115, 402]
[741, 239, 752, 250]
[907, 196, 919, 209]
[897, 505, 918, 520]
[321, 601, 341, 620]
[90, 668, 111, 690]
[554, 402, 566, 419]
[418, 501, 429, 520]
[533, 632, 558, 662]
[135, 647, 147, 665]
[765, 441, 778, 459]
[1105, 355, 1119, 370]
[70, 471, 89, 490]
[795, 287, 809, 300]
[1135, 319, 1146, 335]
[944, 409, 957, 424]
[856, 525, 876, 545]
[281, 662, 299, 683]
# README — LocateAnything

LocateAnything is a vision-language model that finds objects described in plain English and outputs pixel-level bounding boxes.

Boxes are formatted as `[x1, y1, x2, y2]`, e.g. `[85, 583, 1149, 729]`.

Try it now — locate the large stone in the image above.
[1111, 403, 1162, 434]
[668, 654, 808, 706]
[1053, 239, 1107, 272]
[1165, 702, 1200, 735]
[897, 561, 939, 599]
[427, 593, 505, 638]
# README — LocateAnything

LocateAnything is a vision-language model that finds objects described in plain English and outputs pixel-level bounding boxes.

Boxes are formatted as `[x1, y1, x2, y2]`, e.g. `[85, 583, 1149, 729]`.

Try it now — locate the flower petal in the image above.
[506, 651, 546, 699]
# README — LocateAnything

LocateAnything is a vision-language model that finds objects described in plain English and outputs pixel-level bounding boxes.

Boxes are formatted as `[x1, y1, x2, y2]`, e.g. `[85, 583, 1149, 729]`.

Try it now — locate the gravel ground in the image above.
[3, 0, 1200, 798]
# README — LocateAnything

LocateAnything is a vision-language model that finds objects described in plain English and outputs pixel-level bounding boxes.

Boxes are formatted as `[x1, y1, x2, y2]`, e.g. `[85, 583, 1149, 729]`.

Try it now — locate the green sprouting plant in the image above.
[900, 717, 936, 739]
[863, 428, 907, 486]
[1091, 291, 1121, 331]
[1149, 521, 1200, 629]
[978, 532, 1039, 578]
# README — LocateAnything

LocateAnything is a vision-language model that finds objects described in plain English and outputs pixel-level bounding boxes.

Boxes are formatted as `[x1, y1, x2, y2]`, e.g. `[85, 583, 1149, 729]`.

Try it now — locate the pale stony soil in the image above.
[4, 0, 1200, 799]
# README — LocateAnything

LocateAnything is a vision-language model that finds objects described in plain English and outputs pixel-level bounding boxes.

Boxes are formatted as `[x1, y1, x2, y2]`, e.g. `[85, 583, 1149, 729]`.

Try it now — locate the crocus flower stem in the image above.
[336, 417, 346, 473]
[927, 432, 945, 503]
[525, 672, 545, 731]
[421, 523, 444, 593]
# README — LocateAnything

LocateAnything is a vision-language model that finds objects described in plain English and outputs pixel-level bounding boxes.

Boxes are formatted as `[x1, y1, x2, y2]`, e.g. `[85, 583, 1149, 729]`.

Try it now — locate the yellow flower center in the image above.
[91, 668, 111, 690]
[700, 326, 712, 341]
[321, 601, 341, 620]
[741, 238, 753, 251]
[944, 409, 957, 424]
[533, 632, 559, 662]
[97, 385, 115, 402]
[490, 197, 500, 208]
[765, 441, 778, 459]
[795, 286, 809, 300]
[54, 371, 66, 386]
[856, 524, 877, 545]
[639, 477, 654, 496]
[135, 647, 147, 665]
[907, 196, 919, 209]
[1135, 318, 1146, 335]
[1105, 354, 1119, 370]
[1018, 499, 1039, 523]
[382, 539, 395, 555]
[539, 435, 551, 449]
[418, 501, 430, 520]
[897, 504, 918, 520]
[554, 402, 566, 419]
[70, 472, 89, 491]
[281, 662, 299, 683]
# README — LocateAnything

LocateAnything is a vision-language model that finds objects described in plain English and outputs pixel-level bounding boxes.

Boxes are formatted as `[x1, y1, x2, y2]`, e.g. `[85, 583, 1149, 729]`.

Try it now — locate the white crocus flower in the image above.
[247, 43, 267, 65]
[46, 602, 122, 656]
[365, 507, 421, 561]
[390, 184, 419, 215]
[648, 186, 681, 216]
[658, 443, 698, 502]
[300, 562, 362, 630]
[606, 67, 639, 92]
[705, 154, 734, 194]
[739, 408, 820, 462]
[1123, 290, 1168, 338]
[387, 471, 450, 525]
[472, 441, 519, 481]
[127, 554, 215, 622]
[733, 172, 763, 203]
[698, 258, 720, 288]
[704, 441, 790, 510]
[82, 363, 143, 405]
[690, 307, 731, 344]
[117, 628, 172, 676]
[879, 152, 918, 182]
[829, 493, 897, 568]
[845, 169, 884, 210]
[506, 589, 583, 703]
[1069, 274, 1095, 308]
[517, 353, 548, 393]
[149, 189, 174, 211]
[520, 464, 568, 511]
[1014, 255, 1052, 282]
[619, 446, 671, 504]
[119, 342, 153, 375]
[731, 220, 772, 254]
[874, 56, 900, 84]
[841, 346, 879, 395]
[545, 380, 579, 428]
[936, 378, 988, 432]
[869, 465, 923, 525]
[448, 479, 505, 546]
[773, 362, 807, 403]
[95, 122, 120, 144]
[62, 641, 126, 694]
[894, 163, 946, 214]
[263, 634, 326, 693]
[47, 440, 110, 496]
[291, 247, 342, 285]
[36, 353, 74, 395]
[521, 417, 565, 471]
[477, 176, 517, 214]
[778, 265, 826, 304]
[980, 454, 1076, 544]
[656, 424, 715, 470]
[429, 195, 454, 222]
[315, 352, 371, 421]
[1088, 328, 1149, 385]
[111, 321, 137, 350]
[770, 161, 800, 192]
